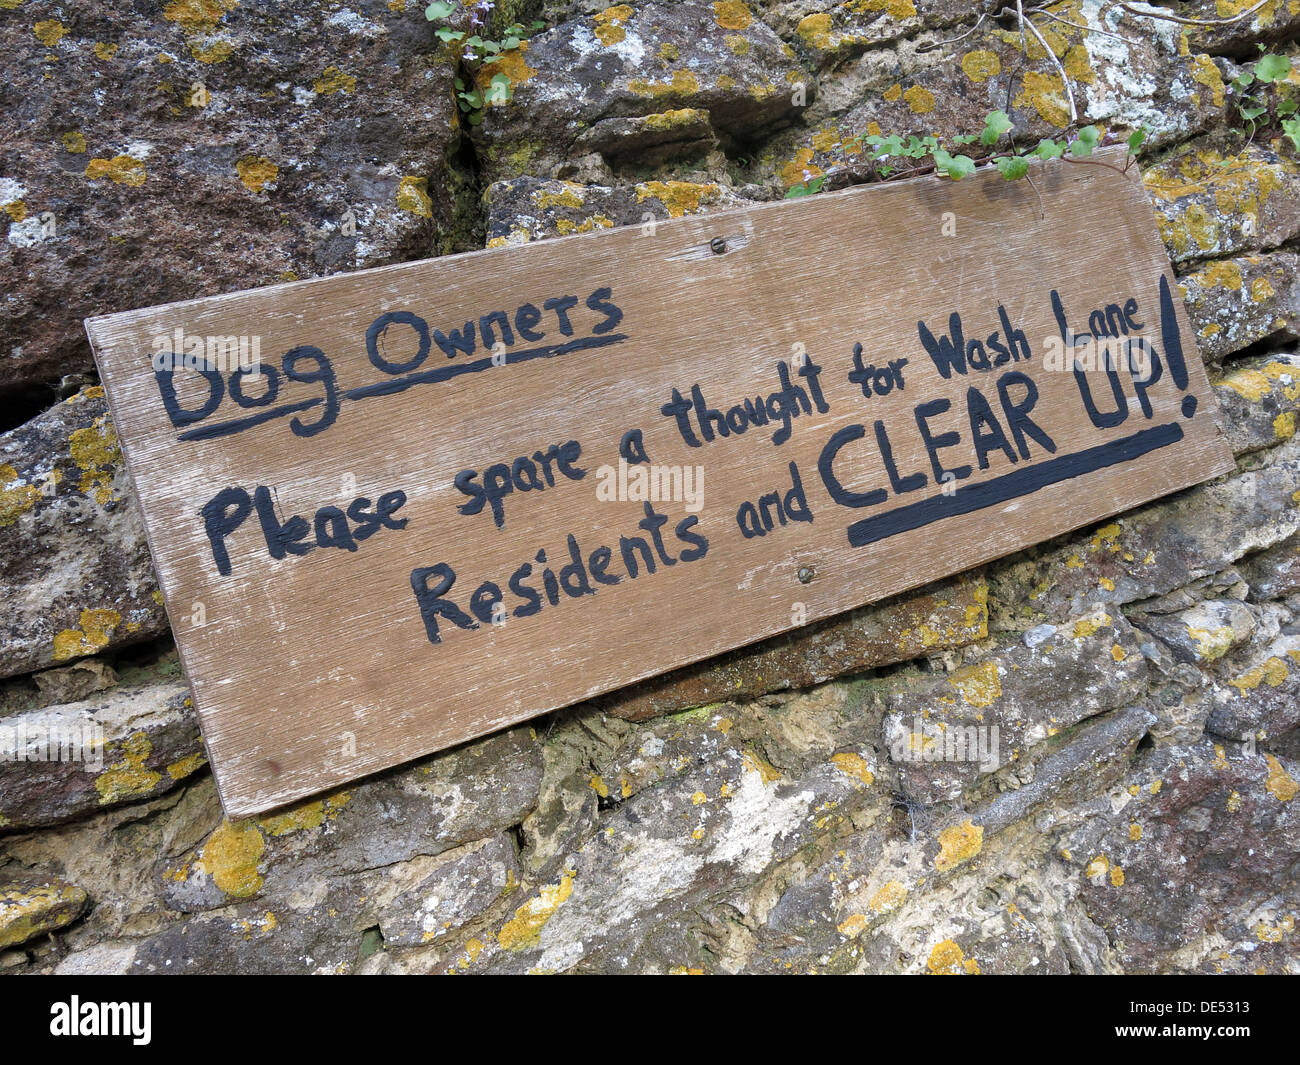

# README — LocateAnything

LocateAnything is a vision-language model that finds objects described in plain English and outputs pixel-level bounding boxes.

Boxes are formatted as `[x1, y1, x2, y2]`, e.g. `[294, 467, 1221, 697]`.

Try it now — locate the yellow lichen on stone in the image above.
[1199, 259, 1244, 290]
[85, 155, 146, 187]
[1063, 43, 1093, 83]
[1014, 71, 1072, 128]
[642, 107, 706, 131]
[725, 34, 750, 55]
[837, 913, 869, 937]
[844, 0, 917, 17]
[0, 463, 40, 527]
[535, 184, 584, 210]
[869, 880, 907, 913]
[1190, 53, 1225, 107]
[53, 607, 122, 661]
[903, 85, 934, 114]
[1085, 854, 1109, 880]
[163, 0, 236, 30]
[1274, 411, 1296, 440]
[314, 65, 356, 95]
[1264, 753, 1298, 801]
[589, 774, 610, 798]
[93, 42, 119, 60]
[795, 12, 832, 49]
[190, 39, 234, 63]
[634, 180, 717, 217]
[927, 938, 979, 974]
[1230, 656, 1289, 694]
[166, 751, 207, 781]
[69, 414, 120, 503]
[1188, 625, 1235, 661]
[95, 731, 162, 804]
[0, 882, 87, 950]
[1072, 612, 1111, 639]
[200, 820, 266, 897]
[396, 176, 432, 217]
[61, 131, 86, 153]
[1129, 823, 1142, 840]
[713, 0, 752, 30]
[33, 19, 66, 46]
[498, 872, 574, 950]
[961, 49, 1001, 82]
[830, 751, 874, 786]
[235, 155, 277, 192]
[935, 819, 983, 870]
[741, 749, 783, 784]
[478, 44, 537, 92]
[948, 661, 1001, 708]
[629, 69, 699, 98]
[593, 5, 633, 45]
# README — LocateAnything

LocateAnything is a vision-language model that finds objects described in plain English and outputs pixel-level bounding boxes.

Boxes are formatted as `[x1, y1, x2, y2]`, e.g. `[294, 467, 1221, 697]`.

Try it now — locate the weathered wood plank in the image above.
[85, 147, 1235, 816]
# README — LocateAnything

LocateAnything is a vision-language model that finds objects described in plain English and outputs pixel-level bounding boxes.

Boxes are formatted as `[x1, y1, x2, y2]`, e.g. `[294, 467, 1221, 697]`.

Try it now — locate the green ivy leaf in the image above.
[466, 35, 484, 47]
[1127, 127, 1146, 153]
[502, 36, 521, 49]
[482, 54, 502, 62]
[483, 40, 500, 52]
[980, 110, 1013, 147]
[435, 27, 464, 41]
[531, 20, 547, 28]
[996, 156, 1030, 180]
[468, 111, 485, 125]
[453, 76, 465, 90]
[490, 73, 511, 88]
[1282, 116, 1300, 151]
[425, 1, 457, 19]
[1239, 104, 1268, 120]
[1279, 99, 1299, 116]
[1034, 138, 1066, 159]
[1254, 54, 1293, 83]
[937, 152, 976, 180]
[1069, 125, 1101, 156]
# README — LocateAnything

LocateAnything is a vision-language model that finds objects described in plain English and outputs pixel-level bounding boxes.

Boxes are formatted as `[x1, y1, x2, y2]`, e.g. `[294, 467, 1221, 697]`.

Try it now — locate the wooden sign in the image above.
[85, 147, 1235, 816]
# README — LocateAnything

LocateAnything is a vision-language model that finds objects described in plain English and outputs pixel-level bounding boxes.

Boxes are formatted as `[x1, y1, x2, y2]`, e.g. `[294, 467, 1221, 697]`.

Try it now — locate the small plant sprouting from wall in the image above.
[425, 0, 546, 126]
[784, 113, 1141, 199]
[1229, 51, 1300, 152]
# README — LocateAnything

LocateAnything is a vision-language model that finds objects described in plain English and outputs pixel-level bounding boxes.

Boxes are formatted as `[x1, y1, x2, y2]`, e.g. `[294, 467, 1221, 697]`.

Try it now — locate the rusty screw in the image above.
[710, 236, 727, 255]
[797, 566, 814, 584]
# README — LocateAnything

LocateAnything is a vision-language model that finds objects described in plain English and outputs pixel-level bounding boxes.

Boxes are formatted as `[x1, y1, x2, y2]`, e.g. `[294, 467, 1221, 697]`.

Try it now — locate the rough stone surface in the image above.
[0, 0, 460, 397]
[0, 672, 201, 832]
[2, 1, 1300, 976]
[0, 387, 166, 679]
[1181, 254, 1300, 364]
[475, 1, 810, 184]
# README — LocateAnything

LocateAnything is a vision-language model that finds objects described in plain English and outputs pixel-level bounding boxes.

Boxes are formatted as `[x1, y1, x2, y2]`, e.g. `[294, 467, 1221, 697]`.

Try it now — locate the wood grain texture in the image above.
[85, 147, 1235, 816]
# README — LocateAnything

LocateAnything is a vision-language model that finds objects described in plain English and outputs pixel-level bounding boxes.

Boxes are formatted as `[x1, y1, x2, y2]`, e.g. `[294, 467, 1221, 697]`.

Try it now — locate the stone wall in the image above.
[1, 0, 1298, 974]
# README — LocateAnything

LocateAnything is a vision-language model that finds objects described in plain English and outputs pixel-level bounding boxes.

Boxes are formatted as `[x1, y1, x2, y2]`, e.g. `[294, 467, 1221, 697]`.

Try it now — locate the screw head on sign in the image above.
[797, 566, 814, 584]
[710, 236, 727, 255]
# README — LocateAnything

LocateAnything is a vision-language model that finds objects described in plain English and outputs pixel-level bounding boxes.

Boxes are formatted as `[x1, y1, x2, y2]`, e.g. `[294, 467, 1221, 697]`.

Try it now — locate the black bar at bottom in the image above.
[845, 421, 1186, 548]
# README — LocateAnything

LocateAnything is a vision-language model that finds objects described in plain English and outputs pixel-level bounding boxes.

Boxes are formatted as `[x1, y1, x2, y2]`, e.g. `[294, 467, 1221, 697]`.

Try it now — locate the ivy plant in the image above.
[425, 0, 546, 125]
